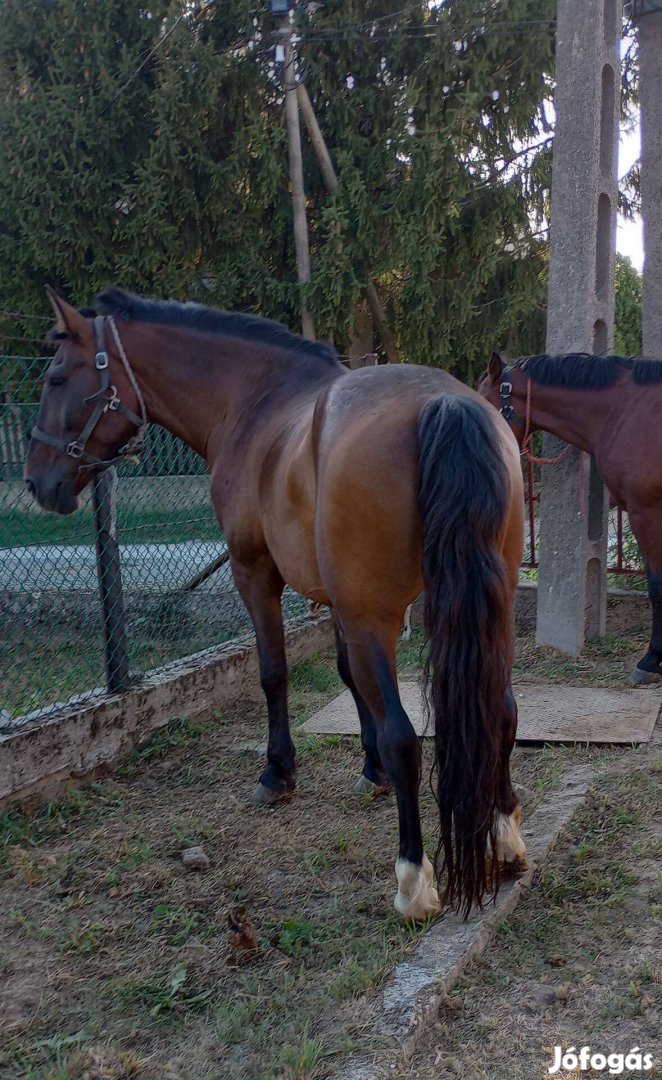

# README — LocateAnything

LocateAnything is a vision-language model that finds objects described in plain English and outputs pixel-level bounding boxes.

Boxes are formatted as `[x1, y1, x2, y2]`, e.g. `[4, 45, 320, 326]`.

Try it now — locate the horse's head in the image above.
[477, 351, 507, 409]
[478, 350, 526, 446]
[24, 289, 147, 514]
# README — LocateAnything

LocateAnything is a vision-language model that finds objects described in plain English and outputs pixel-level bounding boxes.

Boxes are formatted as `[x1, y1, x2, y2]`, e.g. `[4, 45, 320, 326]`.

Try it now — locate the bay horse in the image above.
[480, 352, 662, 684]
[25, 288, 526, 919]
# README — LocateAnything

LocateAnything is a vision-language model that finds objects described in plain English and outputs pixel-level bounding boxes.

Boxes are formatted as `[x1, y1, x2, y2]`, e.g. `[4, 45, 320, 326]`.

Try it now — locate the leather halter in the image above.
[498, 365, 525, 439]
[499, 363, 571, 468]
[31, 315, 149, 472]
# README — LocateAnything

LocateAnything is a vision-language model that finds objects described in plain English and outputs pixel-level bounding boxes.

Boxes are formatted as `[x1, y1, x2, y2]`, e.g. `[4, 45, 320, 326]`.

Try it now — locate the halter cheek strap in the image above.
[31, 315, 149, 472]
[499, 365, 571, 467]
[498, 368, 524, 435]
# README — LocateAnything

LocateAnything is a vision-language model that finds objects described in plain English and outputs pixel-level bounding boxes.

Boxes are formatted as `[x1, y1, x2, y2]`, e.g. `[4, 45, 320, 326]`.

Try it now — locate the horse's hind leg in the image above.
[231, 556, 296, 806]
[333, 619, 390, 795]
[495, 685, 527, 873]
[343, 622, 439, 920]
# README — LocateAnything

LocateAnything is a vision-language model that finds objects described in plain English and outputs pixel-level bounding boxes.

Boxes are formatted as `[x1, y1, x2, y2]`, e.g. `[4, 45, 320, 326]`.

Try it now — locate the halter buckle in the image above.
[67, 440, 84, 459]
[95, 350, 109, 370]
[500, 381, 512, 394]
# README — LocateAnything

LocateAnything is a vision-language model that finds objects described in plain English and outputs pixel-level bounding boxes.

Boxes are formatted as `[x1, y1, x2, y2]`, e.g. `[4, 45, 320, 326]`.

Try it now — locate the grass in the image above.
[0, 633, 215, 718]
[1, 624, 660, 1078]
[0, 642, 587, 1080]
[401, 758, 662, 1080]
[0, 504, 220, 548]
[513, 631, 649, 687]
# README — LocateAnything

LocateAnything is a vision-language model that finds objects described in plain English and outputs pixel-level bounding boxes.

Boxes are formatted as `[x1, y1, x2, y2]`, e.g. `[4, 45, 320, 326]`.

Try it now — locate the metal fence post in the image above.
[92, 468, 130, 693]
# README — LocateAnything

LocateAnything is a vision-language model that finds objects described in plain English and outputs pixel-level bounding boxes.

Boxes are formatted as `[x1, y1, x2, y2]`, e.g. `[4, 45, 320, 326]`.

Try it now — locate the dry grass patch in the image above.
[1, 632, 654, 1080]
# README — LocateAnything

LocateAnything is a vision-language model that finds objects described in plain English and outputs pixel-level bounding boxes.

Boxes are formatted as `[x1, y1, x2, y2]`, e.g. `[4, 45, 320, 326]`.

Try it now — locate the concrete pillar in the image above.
[536, 0, 621, 656]
[635, 4, 662, 357]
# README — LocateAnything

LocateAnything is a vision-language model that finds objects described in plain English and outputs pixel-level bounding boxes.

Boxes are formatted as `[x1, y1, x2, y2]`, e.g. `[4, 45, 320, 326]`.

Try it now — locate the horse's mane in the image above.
[512, 353, 662, 388]
[95, 287, 339, 367]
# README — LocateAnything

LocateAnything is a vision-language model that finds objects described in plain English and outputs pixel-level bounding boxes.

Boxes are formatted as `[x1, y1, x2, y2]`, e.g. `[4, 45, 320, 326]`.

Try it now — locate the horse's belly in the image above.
[265, 520, 329, 606]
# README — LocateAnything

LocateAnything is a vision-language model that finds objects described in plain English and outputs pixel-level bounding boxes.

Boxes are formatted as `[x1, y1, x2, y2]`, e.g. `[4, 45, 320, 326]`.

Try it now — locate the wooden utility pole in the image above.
[282, 29, 316, 340]
[296, 83, 400, 363]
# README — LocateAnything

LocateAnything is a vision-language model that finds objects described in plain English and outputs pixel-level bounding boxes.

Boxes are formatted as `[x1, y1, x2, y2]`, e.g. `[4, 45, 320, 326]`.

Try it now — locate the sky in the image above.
[617, 113, 643, 270]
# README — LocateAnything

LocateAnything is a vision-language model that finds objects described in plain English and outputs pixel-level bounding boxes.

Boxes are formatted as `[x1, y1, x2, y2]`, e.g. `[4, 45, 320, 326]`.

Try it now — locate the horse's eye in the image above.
[49, 376, 66, 388]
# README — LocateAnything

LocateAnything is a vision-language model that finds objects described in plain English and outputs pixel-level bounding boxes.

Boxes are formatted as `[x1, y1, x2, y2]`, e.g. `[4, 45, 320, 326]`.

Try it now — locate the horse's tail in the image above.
[418, 394, 513, 918]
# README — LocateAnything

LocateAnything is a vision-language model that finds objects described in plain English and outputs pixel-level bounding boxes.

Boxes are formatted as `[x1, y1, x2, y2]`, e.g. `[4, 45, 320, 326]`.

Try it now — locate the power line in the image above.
[0, 311, 51, 322]
[99, 6, 203, 117]
[296, 17, 556, 41]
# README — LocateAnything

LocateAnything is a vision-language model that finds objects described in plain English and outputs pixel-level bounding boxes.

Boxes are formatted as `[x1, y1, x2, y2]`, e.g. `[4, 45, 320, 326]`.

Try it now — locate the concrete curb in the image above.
[0, 613, 333, 807]
[332, 761, 594, 1080]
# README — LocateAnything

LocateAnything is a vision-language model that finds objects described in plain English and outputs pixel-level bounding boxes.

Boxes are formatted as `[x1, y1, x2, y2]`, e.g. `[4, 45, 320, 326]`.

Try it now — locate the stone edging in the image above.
[331, 761, 595, 1079]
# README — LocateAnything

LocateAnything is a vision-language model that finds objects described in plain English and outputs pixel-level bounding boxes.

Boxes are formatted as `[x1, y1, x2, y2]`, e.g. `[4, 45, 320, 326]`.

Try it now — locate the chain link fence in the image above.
[0, 355, 308, 730]
[1, 351, 646, 731]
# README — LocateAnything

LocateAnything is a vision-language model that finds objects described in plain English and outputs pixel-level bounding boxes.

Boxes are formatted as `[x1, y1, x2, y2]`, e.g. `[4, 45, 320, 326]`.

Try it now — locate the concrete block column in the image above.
[536, 0, 621, 656]
[634, 4, 662, 357]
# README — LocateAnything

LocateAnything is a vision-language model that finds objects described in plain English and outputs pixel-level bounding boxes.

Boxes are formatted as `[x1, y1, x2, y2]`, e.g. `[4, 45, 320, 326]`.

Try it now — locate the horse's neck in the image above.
[125, 325, 337, 462]
[519, 380, 616, 453]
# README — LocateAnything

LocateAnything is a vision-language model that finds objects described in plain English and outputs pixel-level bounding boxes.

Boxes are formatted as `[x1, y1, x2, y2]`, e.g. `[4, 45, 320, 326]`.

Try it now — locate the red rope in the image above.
[521, 377, 572, 466]
[520, 376, 585, 519]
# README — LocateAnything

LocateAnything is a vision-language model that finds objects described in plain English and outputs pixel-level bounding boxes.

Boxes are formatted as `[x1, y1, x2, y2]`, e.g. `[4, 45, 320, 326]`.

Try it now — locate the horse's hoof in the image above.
[251, 782, 293, 807]
[394, 855, 441, 922]
[628, 667, 662, 686]
[354, 774, 392, 797]
[500, 853, 529, 877]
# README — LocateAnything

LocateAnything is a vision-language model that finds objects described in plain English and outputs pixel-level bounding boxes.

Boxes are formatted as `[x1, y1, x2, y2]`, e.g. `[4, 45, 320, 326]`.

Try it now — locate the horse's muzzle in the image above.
[25, 473, 79, 515]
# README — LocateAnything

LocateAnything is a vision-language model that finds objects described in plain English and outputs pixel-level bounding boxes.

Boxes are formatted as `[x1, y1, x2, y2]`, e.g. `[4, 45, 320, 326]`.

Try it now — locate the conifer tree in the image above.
[0, 0, 636, 379]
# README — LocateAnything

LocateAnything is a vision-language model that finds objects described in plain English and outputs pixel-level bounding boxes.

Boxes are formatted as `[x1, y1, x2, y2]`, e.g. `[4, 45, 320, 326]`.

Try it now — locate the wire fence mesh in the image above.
[0, 355, 308, 730]
[1, 353, 647, 731]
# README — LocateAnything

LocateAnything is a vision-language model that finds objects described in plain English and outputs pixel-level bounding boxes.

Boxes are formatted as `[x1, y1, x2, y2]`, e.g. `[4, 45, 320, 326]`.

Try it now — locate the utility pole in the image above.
[274, 3, 316, 340]
[536, 0, 621, 656]
[296, 83, 400, 363]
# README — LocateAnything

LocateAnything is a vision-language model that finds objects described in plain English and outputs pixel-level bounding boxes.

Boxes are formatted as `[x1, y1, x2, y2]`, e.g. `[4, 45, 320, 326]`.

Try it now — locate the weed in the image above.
[114, 965, 212, 1017]
[278, 920, 317, 956]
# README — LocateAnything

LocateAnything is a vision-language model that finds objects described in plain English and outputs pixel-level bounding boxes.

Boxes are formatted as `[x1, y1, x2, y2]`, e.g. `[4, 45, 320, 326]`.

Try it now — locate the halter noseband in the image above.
[31, 315, 149, 472]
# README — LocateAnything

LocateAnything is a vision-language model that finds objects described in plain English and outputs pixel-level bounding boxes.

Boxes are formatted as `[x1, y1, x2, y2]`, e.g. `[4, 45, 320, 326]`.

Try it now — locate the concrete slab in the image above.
[302, 680, 661, 745]
[0, 541, 230, 592]
[331, 761, 594, 1079]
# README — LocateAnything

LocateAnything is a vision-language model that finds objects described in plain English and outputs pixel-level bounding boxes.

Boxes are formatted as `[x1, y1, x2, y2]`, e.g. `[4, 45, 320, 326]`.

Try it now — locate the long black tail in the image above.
[419, 395, 513, 917]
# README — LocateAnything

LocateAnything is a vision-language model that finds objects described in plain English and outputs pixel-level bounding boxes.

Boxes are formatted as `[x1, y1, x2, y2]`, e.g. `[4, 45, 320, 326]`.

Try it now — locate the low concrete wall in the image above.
[412, 582, 649, 636]
[0, 613, 333, 808]
[1, 585, 650, 809]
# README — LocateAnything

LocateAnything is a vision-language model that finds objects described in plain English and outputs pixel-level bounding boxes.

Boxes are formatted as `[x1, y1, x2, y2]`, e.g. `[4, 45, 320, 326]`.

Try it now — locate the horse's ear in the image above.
[488, 351, 505, 380]
[45, 286, 92, 343]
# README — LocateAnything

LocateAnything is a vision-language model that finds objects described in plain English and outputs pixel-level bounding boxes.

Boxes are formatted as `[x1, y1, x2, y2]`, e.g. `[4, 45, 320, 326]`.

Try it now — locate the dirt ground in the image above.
[0, 630, 660, 1080]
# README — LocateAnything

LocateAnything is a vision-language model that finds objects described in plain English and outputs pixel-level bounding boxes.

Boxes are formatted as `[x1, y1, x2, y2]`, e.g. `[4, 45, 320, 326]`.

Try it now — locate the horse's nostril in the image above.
[25, 479, 36, 497]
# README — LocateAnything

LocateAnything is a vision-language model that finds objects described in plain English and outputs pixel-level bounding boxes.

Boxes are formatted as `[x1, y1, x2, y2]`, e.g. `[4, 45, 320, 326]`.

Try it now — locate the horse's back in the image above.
[312, 365, 520, 621]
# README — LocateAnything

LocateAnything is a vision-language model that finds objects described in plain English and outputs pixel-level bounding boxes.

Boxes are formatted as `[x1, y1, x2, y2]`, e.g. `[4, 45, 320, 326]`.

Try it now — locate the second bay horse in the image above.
[25, 288, 526, 919]
[481, 351, 662, 683]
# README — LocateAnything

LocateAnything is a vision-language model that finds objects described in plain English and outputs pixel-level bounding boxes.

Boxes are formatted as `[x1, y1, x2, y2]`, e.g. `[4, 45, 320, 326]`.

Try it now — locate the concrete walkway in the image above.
[0, 541, 230, 592]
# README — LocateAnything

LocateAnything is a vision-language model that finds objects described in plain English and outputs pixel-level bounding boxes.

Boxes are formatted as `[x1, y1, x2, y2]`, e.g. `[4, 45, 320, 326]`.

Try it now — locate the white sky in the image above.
[617, 113, 642, 270]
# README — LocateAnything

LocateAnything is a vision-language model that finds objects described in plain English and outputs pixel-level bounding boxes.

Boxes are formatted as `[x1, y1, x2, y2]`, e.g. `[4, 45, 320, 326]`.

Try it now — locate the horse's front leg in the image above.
[626, 509, 662, 684]
[231, 556, 296, 805]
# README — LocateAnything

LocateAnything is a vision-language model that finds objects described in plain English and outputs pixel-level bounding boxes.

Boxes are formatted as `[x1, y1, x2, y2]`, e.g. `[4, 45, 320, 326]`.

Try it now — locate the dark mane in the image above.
[512, 353, 662, 388]
[95, 287, 340, 367]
